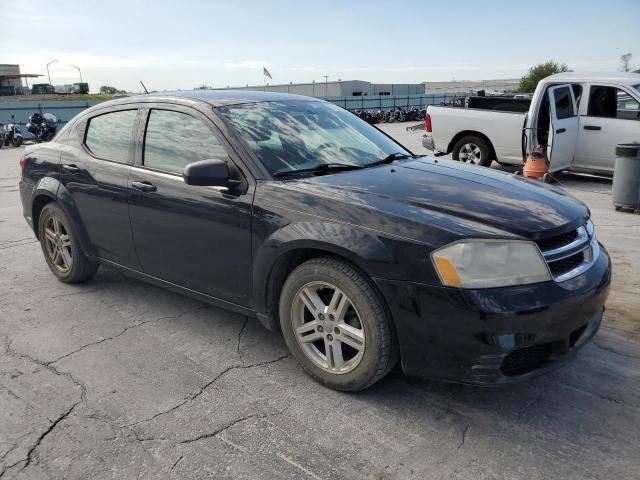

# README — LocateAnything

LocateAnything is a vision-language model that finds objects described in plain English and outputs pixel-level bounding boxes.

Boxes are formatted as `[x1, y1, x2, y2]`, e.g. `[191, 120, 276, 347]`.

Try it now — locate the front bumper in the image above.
[374, 243, 611, 385]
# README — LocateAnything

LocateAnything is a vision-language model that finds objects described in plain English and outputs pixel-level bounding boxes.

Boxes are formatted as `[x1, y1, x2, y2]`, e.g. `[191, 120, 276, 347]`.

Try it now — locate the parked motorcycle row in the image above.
[352, 106, 426, 125]
[0, 112, 58, 148]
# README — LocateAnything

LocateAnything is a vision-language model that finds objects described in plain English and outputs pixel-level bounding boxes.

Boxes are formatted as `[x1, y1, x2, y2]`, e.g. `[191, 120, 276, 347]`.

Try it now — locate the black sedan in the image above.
[18, 91, 611, 391]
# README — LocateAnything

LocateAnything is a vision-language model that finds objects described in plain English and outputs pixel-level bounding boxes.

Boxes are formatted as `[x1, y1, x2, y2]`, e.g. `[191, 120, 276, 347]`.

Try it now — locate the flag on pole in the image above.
[263, 67, 272, 80]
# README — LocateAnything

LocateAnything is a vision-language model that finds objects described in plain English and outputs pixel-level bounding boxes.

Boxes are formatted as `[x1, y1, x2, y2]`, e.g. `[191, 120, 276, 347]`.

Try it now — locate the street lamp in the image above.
[46, 59, 58, 85]
[69, 64, 82, 82]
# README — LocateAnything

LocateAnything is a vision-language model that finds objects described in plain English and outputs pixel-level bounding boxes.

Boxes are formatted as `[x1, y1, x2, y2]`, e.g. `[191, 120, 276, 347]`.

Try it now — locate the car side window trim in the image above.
[81, 107, 139, 165]
[135, 105, 251, 188]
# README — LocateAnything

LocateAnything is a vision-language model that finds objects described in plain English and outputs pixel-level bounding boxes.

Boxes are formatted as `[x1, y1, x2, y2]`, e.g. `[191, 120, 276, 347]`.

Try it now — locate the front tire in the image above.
[452, 135, 492, 167]
[279, 257, 397, 391]
[12, 136, 23, 147]
[38, 203, 99, 283]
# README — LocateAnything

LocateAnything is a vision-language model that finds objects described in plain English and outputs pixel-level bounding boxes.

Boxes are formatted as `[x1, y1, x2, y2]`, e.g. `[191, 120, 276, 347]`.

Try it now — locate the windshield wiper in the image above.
[273, 163, 363, 178]
[365, 152, 414, 168]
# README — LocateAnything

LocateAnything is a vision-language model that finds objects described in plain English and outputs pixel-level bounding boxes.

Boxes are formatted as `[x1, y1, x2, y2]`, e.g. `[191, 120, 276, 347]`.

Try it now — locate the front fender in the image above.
[251, 220, 418, 319]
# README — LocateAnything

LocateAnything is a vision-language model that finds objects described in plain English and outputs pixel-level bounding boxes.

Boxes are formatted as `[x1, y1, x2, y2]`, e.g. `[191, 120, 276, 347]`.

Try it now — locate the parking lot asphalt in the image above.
[1, 127, 639, 480]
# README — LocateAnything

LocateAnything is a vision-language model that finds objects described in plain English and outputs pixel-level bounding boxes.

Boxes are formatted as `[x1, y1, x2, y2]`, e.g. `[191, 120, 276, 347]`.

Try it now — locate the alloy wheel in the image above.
[292, 281, 365, 374]
[43, 214, 73, 274]
[459, 143, 482, 164]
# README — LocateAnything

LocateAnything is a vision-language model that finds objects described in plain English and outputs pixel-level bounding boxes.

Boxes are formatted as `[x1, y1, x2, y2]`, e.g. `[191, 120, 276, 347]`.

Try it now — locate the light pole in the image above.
[46, 59, 58, 85]
[69, 64, 82, 82]
[322, 75, 329, 98]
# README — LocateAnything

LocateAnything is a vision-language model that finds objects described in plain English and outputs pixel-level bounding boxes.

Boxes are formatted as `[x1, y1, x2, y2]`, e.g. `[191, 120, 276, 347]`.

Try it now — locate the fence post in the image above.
[38, 103, 43, 114]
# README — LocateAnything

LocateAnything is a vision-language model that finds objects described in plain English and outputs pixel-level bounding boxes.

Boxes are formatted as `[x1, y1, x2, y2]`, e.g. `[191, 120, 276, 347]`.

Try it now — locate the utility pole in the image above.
[46, 59, 58, 85]
[322, 75, 329, 98]
[69, 65, 82, 82]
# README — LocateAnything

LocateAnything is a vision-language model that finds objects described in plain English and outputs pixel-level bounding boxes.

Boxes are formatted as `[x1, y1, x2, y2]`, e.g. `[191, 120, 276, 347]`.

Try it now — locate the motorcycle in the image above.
[26, 112, 58, 143]
[1, 115, 24, 147]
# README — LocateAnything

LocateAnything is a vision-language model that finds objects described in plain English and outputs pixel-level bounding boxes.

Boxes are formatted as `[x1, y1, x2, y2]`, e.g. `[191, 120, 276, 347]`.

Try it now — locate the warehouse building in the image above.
[423, 78, 520, 94]
[0, 64, 43, 95]
[217, 80, 424, 97]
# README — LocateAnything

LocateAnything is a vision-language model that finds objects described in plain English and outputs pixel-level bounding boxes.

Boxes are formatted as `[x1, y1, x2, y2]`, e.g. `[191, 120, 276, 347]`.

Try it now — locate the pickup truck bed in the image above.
[424, 106, 525, 166]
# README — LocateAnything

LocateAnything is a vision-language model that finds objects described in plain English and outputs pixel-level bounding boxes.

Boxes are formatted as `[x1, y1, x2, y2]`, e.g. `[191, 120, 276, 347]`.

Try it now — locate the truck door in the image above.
[547, 84, 579, 172]
[574, 84, 640, 174]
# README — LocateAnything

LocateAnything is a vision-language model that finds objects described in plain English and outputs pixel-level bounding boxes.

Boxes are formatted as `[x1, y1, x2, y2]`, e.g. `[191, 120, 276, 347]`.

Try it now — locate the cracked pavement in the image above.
[1, 136, 640, 479]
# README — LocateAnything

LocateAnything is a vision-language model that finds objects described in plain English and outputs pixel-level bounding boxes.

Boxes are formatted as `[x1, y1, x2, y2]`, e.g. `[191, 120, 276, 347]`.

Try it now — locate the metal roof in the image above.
[0, 74, 43, 80]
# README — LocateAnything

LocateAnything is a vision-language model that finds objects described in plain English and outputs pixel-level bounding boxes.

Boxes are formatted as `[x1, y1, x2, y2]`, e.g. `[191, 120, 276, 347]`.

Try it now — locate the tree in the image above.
[620, 53, 633, 72]
[99, 85, 118, 95]
[517, 61, 570, 93]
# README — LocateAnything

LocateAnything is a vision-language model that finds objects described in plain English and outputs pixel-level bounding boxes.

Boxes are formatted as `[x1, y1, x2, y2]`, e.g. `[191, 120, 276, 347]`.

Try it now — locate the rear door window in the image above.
[84, 109, 137, 162]
[143, 109, 229, 175]
[588, 85, 640, 120]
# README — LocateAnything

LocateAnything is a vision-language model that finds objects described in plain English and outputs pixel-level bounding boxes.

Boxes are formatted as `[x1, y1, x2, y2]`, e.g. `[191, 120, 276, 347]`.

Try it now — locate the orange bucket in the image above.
[523, 146, 549, 180]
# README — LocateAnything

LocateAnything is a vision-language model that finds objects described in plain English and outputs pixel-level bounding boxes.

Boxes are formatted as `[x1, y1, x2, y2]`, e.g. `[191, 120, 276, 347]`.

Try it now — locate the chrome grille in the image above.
[536, 230, 578, 251]
[537, 220, 598, 282]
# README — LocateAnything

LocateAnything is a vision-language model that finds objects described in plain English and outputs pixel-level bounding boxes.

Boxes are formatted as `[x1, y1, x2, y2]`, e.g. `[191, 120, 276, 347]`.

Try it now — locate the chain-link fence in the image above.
[326, 93, 468, 111]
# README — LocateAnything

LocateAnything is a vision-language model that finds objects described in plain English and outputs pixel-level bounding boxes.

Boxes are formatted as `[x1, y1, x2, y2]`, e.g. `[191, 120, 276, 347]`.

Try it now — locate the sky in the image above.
[1, 0, 638, 93]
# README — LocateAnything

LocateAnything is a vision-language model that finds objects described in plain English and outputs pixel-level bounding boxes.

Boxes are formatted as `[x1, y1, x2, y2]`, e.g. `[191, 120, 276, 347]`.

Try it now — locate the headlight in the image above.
[431, 239, 551, 288]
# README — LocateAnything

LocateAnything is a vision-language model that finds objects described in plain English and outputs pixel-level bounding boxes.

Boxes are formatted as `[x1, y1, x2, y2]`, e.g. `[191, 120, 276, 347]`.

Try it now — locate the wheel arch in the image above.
[31, 179, 96, 258]
[253, 226, 399, 332]
[447, 130, 497, 161]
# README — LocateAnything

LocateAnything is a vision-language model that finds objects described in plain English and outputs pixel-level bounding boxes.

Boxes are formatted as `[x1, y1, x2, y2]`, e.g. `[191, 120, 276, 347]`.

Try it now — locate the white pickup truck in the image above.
[422, 72, 640, 175]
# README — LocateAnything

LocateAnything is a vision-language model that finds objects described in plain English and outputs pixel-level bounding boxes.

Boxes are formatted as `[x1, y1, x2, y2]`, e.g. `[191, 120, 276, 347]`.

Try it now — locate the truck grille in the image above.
[536, 220, 598, 282]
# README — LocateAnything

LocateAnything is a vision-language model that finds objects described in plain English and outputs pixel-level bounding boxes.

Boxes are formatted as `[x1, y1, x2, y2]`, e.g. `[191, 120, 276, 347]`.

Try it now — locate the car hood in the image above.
[290, 158, 588, 240]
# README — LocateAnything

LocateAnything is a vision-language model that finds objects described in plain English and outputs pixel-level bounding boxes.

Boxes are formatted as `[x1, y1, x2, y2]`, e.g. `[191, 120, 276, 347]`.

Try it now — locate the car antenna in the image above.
[140, 81, 149, 94]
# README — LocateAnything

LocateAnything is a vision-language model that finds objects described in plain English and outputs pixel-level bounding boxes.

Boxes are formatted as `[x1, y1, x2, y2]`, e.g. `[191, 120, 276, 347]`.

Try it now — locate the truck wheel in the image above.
[279, 256, 398, 391]
[452, 135, 492, 167]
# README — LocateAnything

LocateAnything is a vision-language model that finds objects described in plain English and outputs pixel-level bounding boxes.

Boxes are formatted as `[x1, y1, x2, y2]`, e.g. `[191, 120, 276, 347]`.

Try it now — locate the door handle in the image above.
[584, 125, 602, 131]
[556, 128, 566, 134]
[131, 181, 157, 193]
[61, 164, 80, 173]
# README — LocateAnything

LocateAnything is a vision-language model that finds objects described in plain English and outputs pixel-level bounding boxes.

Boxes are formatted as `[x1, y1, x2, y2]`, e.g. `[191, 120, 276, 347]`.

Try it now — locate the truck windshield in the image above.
[217, 101, 411, 176]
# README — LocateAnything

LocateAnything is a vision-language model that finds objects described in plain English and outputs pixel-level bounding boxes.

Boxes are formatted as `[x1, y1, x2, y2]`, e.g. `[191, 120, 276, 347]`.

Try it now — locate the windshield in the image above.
[217, 101, 410, 176]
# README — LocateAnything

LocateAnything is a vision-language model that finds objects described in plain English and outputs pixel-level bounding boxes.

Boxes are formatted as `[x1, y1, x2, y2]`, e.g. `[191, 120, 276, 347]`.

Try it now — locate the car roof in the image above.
[543, 72, 640, 86]
[111, 89, 322, 107]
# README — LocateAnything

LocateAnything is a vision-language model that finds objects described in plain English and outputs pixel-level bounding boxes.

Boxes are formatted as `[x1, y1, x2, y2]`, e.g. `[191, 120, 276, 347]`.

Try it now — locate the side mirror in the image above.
[183, 159, 236, 187]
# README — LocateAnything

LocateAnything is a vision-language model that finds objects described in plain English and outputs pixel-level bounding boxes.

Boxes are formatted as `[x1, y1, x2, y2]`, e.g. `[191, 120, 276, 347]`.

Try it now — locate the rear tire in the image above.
[38, 203, 99, 283]
[279, 256, 398, 391]
[452, 135, 492, 167]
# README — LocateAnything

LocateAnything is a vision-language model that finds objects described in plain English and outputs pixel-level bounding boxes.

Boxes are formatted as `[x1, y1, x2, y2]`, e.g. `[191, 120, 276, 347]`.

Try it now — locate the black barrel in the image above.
[612, 143, 640, 212]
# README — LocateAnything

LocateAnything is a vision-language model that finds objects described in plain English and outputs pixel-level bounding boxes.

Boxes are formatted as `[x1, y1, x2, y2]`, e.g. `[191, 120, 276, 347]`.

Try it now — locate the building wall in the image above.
[423, 78, 520, 94]
[216, 80, 424, 97]
[0, 64, 22, 88]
